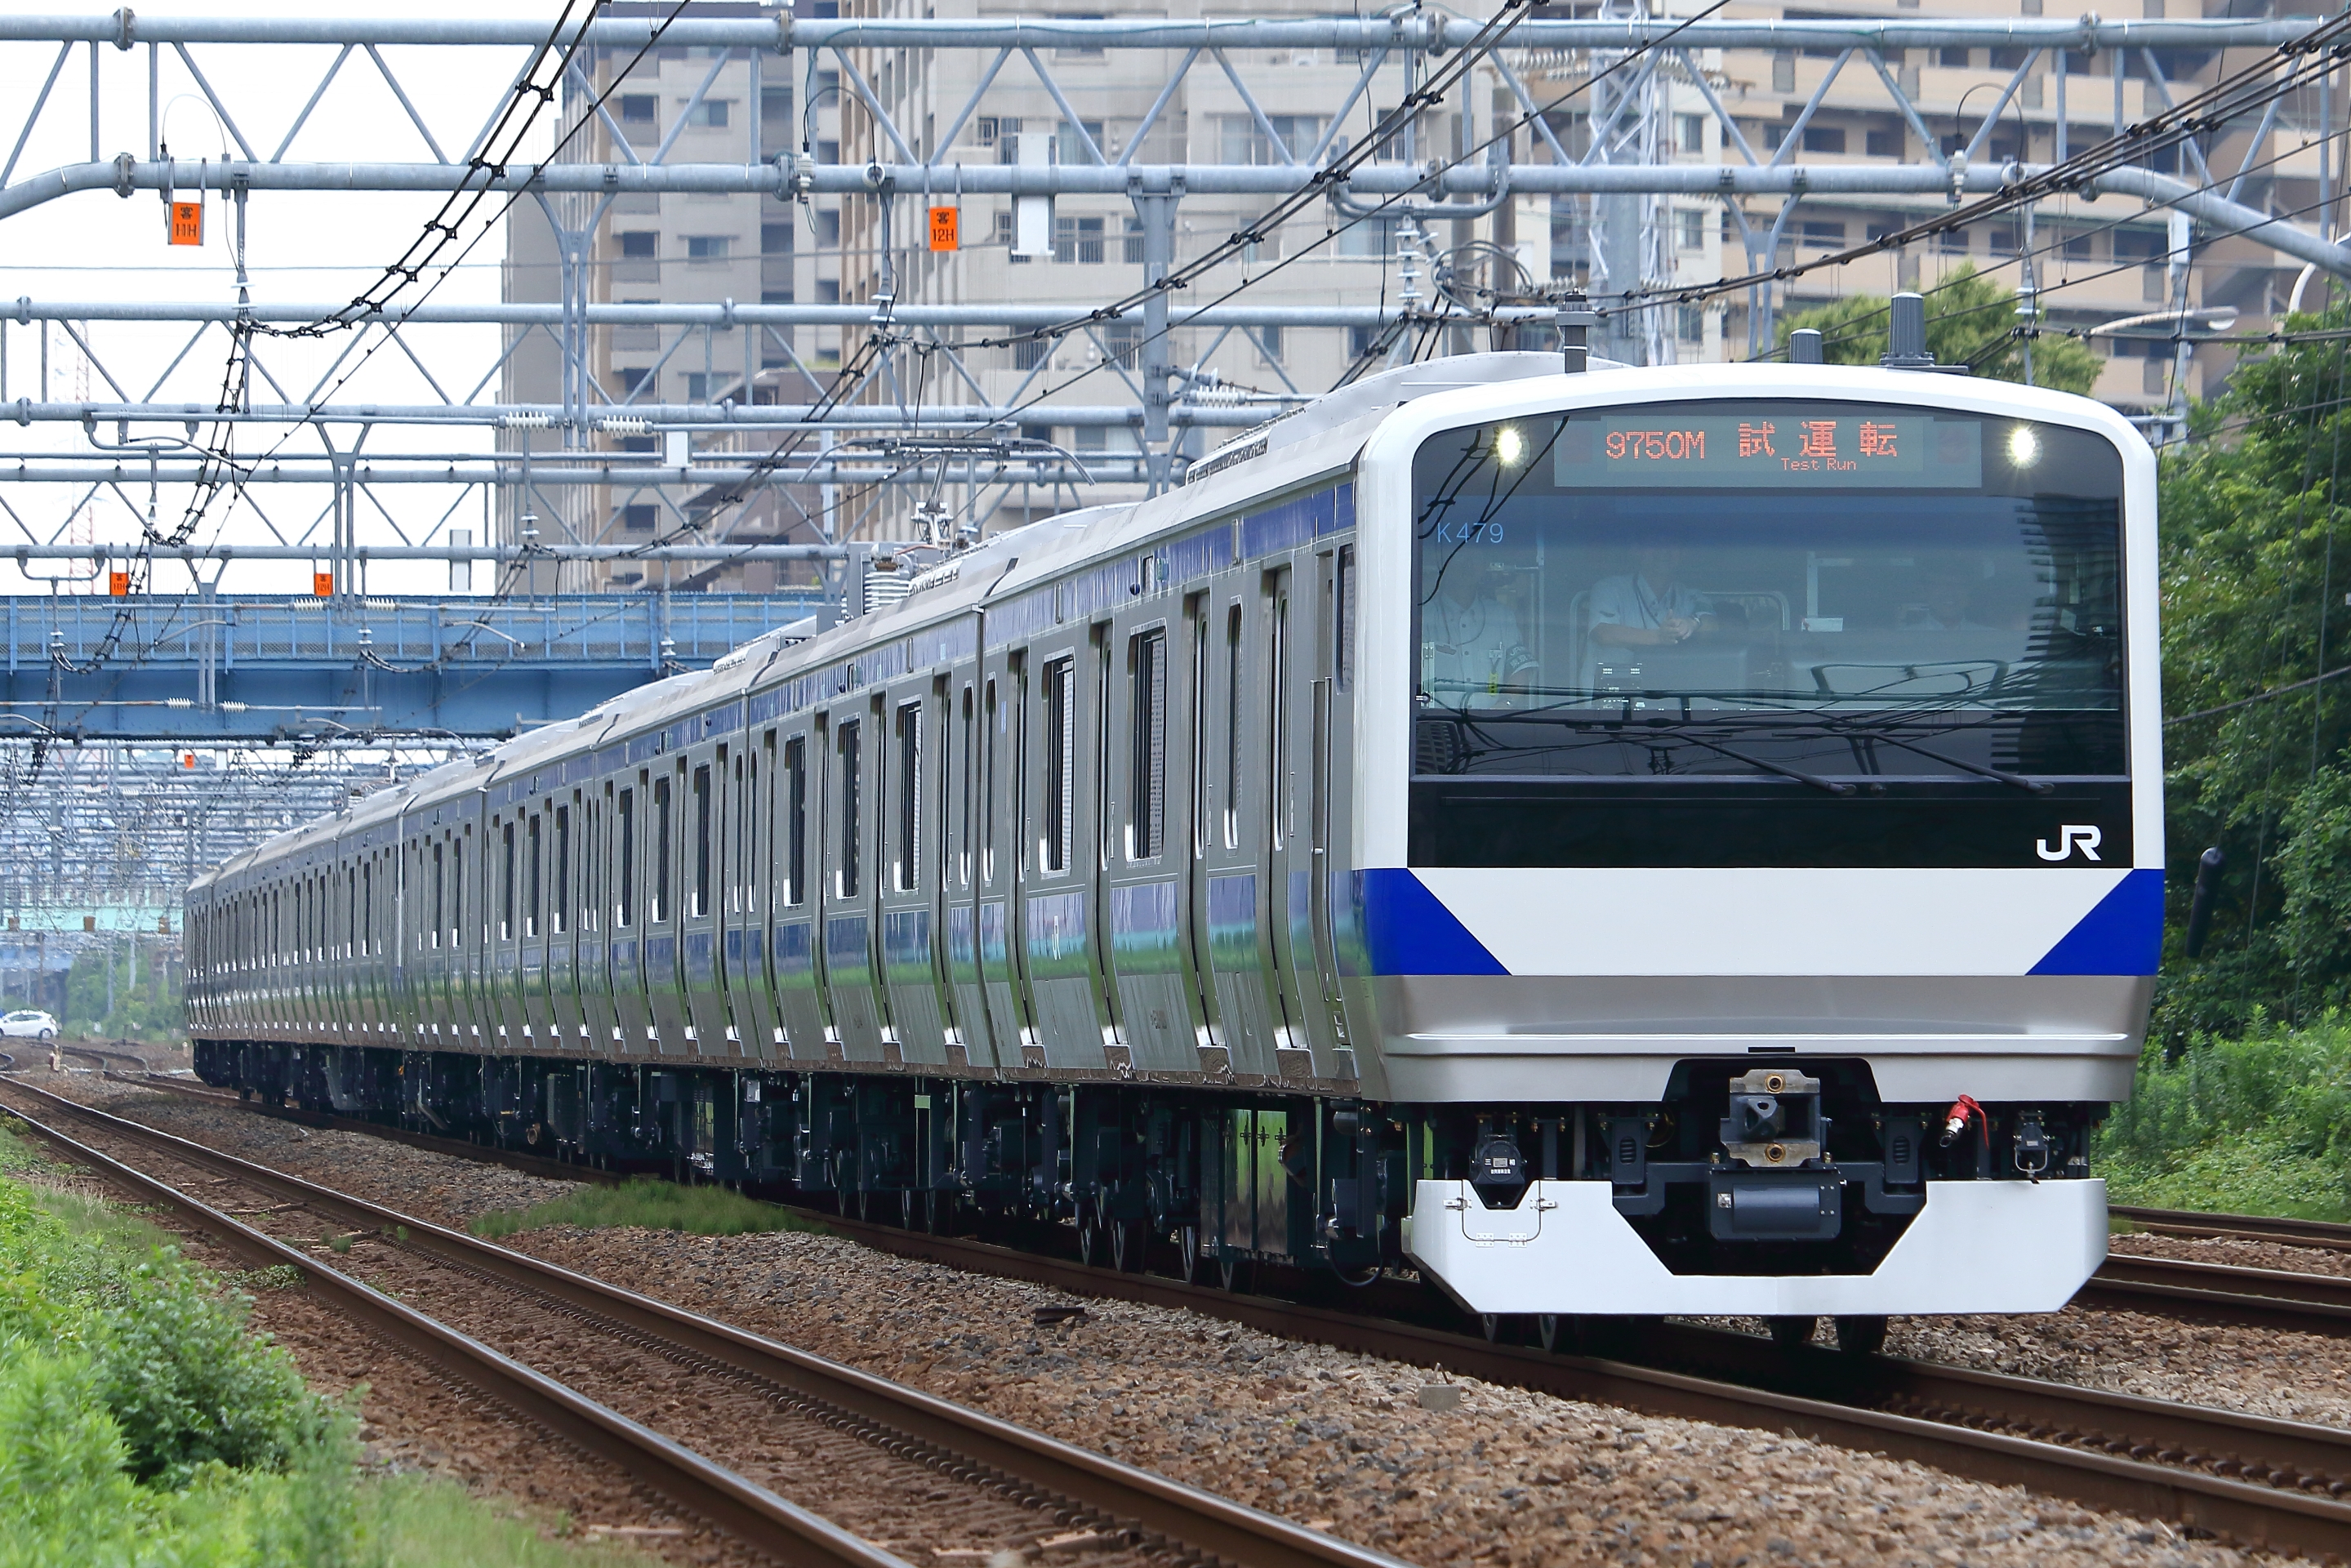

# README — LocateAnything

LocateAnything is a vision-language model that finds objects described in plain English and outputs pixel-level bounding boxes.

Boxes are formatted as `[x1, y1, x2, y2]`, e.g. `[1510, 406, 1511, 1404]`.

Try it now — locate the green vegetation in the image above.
[470, 1175, 826, 1240]
[1775, 265, 2104, 394]
[61, 937, 183, 1043]
[0, 1165, 654, 1566]
[2098, 1018, 2351, 1220]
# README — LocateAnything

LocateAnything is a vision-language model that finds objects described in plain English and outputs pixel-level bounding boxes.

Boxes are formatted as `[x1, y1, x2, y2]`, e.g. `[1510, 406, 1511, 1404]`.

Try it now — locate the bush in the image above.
[471, 1175, 825, 1240]
[2096, 1016, 2351, 1219]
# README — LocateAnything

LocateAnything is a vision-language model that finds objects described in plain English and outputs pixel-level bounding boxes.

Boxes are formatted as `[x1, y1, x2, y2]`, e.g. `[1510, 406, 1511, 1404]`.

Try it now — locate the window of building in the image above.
[621, 503, 656, 531]
[1865, 127, 1904, 158]
[687, 100, 731, 129]
[1939, 226, 1970, 253]
[1674, 113, 1705, 154]
[1258, 324, 1283, 362]
[1073, 424, 1107, 452]
[1801, 124, 1846, 154]
[1678, 304, 1706, 343]
[1102, 321, 1142, 368]
[760, 222, 791, 255]
[1939, 47, 1973, 67]
[2065, 229, 2096, 258]
[1675, 208, 1706, 251]
[619, 95, 657, 123]
[1058, 118, 1105, 163]
[1054, 215, 1104, 264]
[1013, 337, 1048, 370]
[685, 234, 732, 261]
[1124, 216, 1145, 265]
[1800, 220, 1846, 247]
[619, 230, 657, 258]
[1219, 114, 1320, 166]
[1771, 52, 1795, 92]
[1348, 323, 1383, 361]
[975, 116, 1000, 148]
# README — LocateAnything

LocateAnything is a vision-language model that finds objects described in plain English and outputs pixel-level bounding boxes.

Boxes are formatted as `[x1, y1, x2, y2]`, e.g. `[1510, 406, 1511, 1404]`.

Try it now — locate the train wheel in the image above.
[1536, 1314, 1565, 1354]
[1172, 1223, 1206, 1284]
[1075, 1210, 1106, 1267]
[1110, 1218, 1148, 1274]
[1217, 1248, 1245, 1293]
[1481, 1314, 1503, 1343]
[1767, 1315, 1819, 1352]
[1833, 1315, 1888, 1357]
[898, 1188, 917, 1231]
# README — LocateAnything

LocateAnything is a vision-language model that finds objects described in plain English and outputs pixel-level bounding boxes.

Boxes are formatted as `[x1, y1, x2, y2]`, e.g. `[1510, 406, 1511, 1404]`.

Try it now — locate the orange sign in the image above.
[167, 200, 203, 247]
[313, 572, 335, 598]
[928, 205, 960, 252]
[107, 570, 128, 597]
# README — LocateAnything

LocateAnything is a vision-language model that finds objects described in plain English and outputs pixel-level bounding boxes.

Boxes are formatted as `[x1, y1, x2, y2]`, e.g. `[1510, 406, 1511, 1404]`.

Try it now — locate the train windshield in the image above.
[1410, 401, 2126, 785]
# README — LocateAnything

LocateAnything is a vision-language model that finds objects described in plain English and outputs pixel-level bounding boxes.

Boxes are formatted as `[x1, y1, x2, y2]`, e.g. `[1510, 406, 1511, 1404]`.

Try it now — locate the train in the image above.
[188, 347, 2157, 1351]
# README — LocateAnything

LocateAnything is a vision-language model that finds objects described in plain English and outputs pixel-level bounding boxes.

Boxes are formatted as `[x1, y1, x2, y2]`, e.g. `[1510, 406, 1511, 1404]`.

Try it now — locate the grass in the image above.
[470, 1175, 826, 1241]
[359, 1475, 663, 1568]
[2096, 1015, 2351, 1220]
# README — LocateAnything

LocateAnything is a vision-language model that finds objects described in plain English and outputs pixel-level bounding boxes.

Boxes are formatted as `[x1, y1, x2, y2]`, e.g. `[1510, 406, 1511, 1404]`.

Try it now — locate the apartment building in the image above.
[506, 0, 2331, 581]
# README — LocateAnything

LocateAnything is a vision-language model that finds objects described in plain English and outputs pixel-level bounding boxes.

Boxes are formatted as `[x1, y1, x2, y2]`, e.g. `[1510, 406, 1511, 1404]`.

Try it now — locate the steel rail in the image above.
[0, 1079, 1410, 1568]
[57, 1074, 2351, 1561]
[0, 1096, 914, 1568]
[2115, 1204, 2351, 1253]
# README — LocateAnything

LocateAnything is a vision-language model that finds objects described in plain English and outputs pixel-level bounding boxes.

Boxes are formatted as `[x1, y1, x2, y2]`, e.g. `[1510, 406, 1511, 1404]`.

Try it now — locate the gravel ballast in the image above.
[18, 1069, 2331, 1568]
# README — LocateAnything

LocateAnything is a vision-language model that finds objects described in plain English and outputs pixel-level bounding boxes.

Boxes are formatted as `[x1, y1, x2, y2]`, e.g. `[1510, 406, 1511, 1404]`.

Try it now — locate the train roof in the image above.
[192, 351, 1618, 895]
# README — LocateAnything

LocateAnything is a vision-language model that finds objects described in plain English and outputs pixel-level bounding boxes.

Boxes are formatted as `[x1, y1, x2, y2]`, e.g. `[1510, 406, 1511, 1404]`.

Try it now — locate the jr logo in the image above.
[2036, 825, 2104, 862]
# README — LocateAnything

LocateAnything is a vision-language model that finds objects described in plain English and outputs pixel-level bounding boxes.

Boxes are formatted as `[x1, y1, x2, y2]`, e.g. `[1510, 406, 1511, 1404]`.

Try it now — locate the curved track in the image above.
[0, 1077, 1406, 1568]
[0, 1094, 907, 1568]
[35, 1076, 2351, 1561]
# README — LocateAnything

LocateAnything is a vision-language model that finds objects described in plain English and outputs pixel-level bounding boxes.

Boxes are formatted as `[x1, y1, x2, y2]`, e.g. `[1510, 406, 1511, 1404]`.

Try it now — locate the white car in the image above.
[0, 1010, 58, 1040]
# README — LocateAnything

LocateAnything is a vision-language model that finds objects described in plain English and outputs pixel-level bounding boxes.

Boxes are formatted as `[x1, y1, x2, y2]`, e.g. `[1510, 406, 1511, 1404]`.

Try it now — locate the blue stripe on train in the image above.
[2028, 867, 2164, 976]
[1358, 868, 1508, 976]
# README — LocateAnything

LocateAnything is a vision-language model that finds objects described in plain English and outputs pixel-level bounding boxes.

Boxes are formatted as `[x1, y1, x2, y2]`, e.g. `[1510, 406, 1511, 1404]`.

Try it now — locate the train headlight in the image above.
[1493, 424, 1528, 469]
[2007, 424, 2041, 468]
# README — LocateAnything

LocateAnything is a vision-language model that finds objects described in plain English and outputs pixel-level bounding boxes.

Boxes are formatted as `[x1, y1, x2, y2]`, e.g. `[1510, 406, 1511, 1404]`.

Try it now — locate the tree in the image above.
[1775, 265, 2104, 395]
[2153, 304, 2351, 1039]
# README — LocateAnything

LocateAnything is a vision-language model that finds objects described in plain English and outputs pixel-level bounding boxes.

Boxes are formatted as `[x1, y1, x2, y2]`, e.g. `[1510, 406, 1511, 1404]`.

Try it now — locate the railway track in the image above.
[29, 1079, 2351, 1560]
[0, 1078, 1406, 1568]
[60, 1040, 151, 1071]
[0, 1094, 908, 1568]
[2117, 1204, 2351, 1253]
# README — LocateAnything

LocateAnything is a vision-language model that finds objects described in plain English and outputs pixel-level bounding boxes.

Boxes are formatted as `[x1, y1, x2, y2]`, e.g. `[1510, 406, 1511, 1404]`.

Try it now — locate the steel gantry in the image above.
[0, 4, 2344, 925]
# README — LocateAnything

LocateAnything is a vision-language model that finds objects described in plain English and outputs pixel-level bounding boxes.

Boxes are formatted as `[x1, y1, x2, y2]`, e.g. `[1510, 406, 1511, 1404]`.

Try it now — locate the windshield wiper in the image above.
[1742, 711, 2055, 794]
[1674, 733, 1855, 796]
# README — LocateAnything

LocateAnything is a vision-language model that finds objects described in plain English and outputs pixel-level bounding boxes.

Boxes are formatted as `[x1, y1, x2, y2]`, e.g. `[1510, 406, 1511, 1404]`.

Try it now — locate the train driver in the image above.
[1423, 546, 1539, 707]
[1587, 544, 1716, 650]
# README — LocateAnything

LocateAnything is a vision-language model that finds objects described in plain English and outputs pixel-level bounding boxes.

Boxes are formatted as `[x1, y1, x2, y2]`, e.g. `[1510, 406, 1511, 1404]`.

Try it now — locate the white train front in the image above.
[186, 351, 2157, 1341]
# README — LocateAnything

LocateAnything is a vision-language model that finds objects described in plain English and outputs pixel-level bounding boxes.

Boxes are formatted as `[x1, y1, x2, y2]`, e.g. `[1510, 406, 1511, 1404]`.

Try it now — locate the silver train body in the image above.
[189, 354, 2157, 1321]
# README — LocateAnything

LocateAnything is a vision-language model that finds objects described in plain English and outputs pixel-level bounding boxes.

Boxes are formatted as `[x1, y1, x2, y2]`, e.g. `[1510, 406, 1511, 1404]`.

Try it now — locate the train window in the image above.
[959, 685, 974, 888]
[692, 764, 712, 919]
[554, 806, 571, 935]
[1042, 657, 1075, 874]
[1223, 605, 1242, 849]
[895, 699, 921, 892]
[981, 680, 998, 885]
[745, 748, 759, 914]
[1189, 604, 1209, 858]
[757, 734, 774, 913]
[1336, 544, 1356, 692]
[1271, 586, 1291, 849]
[361, 860, 372, 956]
[653, 774, 674, 923]
[785, 736, 807, 906]
[501, 822, 516, 941]
[452, 839, 464, 946]
[432, 843, 445, 948]
[617, 788, 636, 928]
[528, 815, 543, 938]
[1131, 628, 1166, 860]
[839, 720, 862, 898]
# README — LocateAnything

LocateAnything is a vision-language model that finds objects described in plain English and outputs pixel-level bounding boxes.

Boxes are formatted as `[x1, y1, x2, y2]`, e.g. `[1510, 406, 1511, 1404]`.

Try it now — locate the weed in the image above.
[470, 1176, 826, 1240]
[328, 1232, 353, 1255]
[361, 1475, 662, 1566]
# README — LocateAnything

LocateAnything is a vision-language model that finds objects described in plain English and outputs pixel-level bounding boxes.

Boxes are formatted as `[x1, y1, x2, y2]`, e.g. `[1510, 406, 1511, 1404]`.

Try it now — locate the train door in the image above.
[772, 727, 828, 1061]
[609, 773, 654, 1053]
[973, 656, 1027, 1067]
[519, 807, 556, 1048]
[576, 786, 617, 1051]
[1022, 638, 1106, 1067]
[1101, 609, 1198, 1076]
[681, 742, 732, 1055]
[822, 698, 890, 1062]
[729, 730, 783, 1061]
[645, 759, 689, 1054]
[942, 676, 997, 1070]
[1200, 588, 1285, 1079]
[547, 795, 584, 1050]
[880, 678, 954, 1066]
[1267, 551, 1348, 1075]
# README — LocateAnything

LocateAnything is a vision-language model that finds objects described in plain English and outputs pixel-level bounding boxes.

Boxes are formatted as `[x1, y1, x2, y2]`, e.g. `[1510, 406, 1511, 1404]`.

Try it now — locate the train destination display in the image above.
[1552, 408, 1986, 488]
